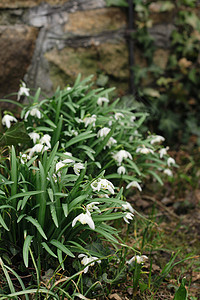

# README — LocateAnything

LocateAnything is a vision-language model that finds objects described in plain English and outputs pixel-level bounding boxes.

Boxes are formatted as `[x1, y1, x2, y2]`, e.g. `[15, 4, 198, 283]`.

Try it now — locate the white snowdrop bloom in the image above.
[136, 146, 154, 155]
[71, 129, 78, 136]
[122, 201, 134, 214]
[2, 115, 17, 128]
[86, 202, 101, 213]
[83, 115, 96, 127]
[72, 210, 95, 230]
[20, 153, 31, 165]
[97, 127, 110, 138]
[108, 119, 113, 126]
[25, 107, 42, 120]
[114, 112, 124, 120]
[106, 137, 117, 149]
[97, 96, 109, 106]
[159, 147, 169, 158]
[17, 82, 30, 101]
[66, 87, 71, 91]
[126, 181, 142, 192]
[167, 157, 176, 167]
[112, 150, 132, 165]
[163, 168, 173, 177]
[98, 194, 109, 198]
[123, 212, 134, 224]
[73, 162, 85, 175]
[91, 178, 115, 194]
[62, 152, 74, 164]
[28, 132, 40, 144]
[40, 134, 51, 148]
[56, 161, 65, 173]
[150, 135, 165, 145]
[117, 166, 126, 175]
[130, 116, 136, 122]
[127, 255, 148, 265]
[29, 144, 49, 157]
[78, 254, 101, 273]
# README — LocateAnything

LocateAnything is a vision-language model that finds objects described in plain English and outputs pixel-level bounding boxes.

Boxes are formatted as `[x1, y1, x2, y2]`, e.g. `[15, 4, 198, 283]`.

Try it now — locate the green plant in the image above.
[0, 76, 176, 298]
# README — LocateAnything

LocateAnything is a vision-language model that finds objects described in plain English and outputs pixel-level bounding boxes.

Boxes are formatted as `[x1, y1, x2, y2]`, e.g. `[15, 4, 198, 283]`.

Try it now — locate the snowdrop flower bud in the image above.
[97, 97, 109, 106]
[28, 132, 40, 144]
[17, 82, 30, 101]
[20, 153, 31, 164]
[117, 166, 126, 175]
[126, 181, 142, 192]
[2, 115, 17, 128]
[167, 157, 176, 167]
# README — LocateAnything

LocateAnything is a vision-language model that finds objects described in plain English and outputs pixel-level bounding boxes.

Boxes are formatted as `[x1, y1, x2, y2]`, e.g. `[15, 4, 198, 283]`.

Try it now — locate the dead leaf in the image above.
[109, 293, 123, 300]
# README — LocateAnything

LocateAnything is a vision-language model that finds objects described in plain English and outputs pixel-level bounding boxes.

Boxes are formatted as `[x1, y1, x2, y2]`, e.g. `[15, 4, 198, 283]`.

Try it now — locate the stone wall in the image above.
[0, 0, 192, 100]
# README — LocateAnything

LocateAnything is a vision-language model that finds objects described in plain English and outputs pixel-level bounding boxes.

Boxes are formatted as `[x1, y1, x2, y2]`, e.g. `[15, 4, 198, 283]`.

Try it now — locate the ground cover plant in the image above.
[0, 76, 184, 299]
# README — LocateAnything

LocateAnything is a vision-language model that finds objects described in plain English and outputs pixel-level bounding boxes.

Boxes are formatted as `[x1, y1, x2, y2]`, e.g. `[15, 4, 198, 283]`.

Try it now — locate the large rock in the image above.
[0, 25, 38, 99]
[65, 7, 127, 35]
[0, 0, 69, 8]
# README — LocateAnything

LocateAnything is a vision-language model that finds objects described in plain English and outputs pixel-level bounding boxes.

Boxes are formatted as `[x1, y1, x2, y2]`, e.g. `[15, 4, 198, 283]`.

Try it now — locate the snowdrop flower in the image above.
[2, 114, 17, 128]
[25, 107, 42, 120]
[117, 166, 126, 175]
[86, 202, 101, 213]
[150, 135, 165, 145]
[126, 181, 142, 192]
[40, 134, 51, 148]
[72, 210, 95, 230]
[136, 146, 154, 155]
[97, 97, 109, 106]
[78, 254, 101, 273]
[97, 127, 110, 138]
[17, 82, 30, 101]
[163, 168, 173, 177]
[122, 201, 134, 214]
[167, 157, 176, 167]
[20, 153, 30, 164]
[112, 150, 132, 165]
[71, 129, 78, 136]
[83, 115, 96, 127]
[62, 152, 74, 164]
[105, 137, 117, 149]
[28, 132, 40, 144]
[56, 161, 65, 173]
[29, 144, 49, 157]
[127, 255, 148, 265]
[159, 147, 169, 158]
[91, 178, 115, 194]
[73, 162, 85, 175]
[66, 87, 71, 91]
[123, 212, 134, 224]
[130, 116, 136, 122]
[114, 112, 124, 120]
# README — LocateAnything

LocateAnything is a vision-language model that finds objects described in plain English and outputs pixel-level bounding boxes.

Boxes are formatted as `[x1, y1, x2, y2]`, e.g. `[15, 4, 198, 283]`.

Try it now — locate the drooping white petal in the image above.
[97, 97, 109, 106]
[126, 181, 142, 192]
[28, 132, 40, 144]
[122, 202, 134, 213]
[17, 82, 30, 101]
[2, 115, 17, 128]
[123, 212, 134, 224]
[127, 255, 148, 265]
[117, 166, 126, 175]
[167, 157, 176, 167]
